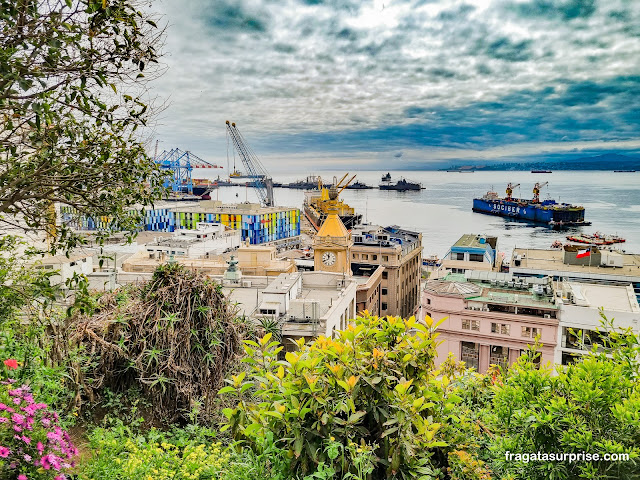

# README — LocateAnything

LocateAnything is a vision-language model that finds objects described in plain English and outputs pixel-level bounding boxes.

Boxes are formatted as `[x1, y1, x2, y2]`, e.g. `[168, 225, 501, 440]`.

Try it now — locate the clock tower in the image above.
[313, 208, 352, 275]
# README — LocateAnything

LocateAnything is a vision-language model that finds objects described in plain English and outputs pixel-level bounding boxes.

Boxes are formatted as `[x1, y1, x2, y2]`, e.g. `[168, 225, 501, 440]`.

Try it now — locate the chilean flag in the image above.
[576, 248, 591, 259]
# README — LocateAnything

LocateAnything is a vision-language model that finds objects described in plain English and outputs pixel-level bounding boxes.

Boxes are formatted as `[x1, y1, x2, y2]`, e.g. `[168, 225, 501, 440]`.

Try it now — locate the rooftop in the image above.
[351, 224, 420, 248]
[426, 272, 558, 310]
[563, 282, 640, 313]
[168, 200, 298, 215]
[511, 248, 640, 279]
[453, 234, 497, 250]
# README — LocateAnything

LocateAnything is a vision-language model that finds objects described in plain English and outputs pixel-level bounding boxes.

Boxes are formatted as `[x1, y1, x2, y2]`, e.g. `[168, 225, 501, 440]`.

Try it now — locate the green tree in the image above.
[485, 317, 640, 479]
[0, 0, 166, 253]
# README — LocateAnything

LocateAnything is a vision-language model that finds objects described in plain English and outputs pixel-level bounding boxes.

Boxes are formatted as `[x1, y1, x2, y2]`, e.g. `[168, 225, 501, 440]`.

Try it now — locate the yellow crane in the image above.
[532, 181, 548, 203]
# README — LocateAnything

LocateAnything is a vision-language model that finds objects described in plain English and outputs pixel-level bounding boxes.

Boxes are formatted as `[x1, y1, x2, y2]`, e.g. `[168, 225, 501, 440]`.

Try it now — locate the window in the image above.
[381, 288, 388, 295]
[490, 346, 509, 367]
[426, 298, 431, 305]
[462, 319, 480, 331]
[521, 326, 541, 338]
[372, 254, 378, 260]
[382, 302, 388, 310]
[491, 323, 510, 335]
[454, 252, 465, 260]
[352, 253, 357, 259]
[362, 254, 368, 260]
[382, 271, 388, 279]
[461, 342, 479, 370]
[469, 253, 484, 262]
[382, 255, 388, 262]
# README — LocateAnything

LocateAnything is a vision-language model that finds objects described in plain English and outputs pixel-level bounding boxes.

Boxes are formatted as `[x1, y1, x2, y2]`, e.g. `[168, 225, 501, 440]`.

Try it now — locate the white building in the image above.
[33, 252, 94, 286]
[224, 271, 357, 347]
[555, 281, 640, 365]
[144, 223, 240, 259]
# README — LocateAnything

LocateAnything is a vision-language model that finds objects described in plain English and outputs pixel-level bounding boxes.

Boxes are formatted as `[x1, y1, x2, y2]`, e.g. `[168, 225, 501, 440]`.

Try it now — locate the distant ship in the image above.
[614, 170, 636, 172]
[531, 170, 552, 173]
[472, 182, 591, 227]
[286, 175, 321, 189]
[381, 172, 391, 181]
[379, 178, 423, 191]
[345, 181, 374, 189]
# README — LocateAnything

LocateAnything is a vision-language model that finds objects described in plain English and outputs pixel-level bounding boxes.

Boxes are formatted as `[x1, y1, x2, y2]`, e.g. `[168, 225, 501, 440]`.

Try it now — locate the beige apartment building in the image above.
[350, 225, 422, 318]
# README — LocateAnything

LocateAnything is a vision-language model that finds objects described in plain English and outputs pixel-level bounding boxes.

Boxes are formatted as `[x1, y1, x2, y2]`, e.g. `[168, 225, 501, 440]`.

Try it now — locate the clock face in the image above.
[322, 251, 337, 266]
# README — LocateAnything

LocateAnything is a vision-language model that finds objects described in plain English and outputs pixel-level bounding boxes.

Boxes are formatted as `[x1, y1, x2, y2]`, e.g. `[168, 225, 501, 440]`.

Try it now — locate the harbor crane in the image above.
[155, 148, 221, 194]
[505, 182, 520, 201]
[532, 181, 548, 203]
[225, 121, 274, 207]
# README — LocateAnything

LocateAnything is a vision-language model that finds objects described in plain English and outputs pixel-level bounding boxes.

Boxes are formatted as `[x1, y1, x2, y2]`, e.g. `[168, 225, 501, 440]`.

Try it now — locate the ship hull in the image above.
[379, 183, 421, 191]
[472, 198, 590, 226]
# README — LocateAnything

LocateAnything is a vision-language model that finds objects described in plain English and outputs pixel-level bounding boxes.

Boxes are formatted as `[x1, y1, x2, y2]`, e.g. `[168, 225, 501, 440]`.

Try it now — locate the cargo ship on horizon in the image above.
[473, 182, 591, 227]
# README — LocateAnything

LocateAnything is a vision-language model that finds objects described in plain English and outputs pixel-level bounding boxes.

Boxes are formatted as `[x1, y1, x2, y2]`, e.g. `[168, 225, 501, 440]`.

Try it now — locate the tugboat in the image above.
[472, 182, 591, 227]
[304, 173, 362, 231]
[379, 178, 423, 191]
[381, 172, 391, 182]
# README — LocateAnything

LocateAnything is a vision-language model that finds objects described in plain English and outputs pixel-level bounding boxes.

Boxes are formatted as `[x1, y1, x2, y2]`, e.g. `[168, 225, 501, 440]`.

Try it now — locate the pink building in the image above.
[423, 272, 558, 373]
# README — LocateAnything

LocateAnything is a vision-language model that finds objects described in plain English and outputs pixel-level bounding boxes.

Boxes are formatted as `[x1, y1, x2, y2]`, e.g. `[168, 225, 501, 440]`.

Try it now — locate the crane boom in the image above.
[532, 181, 549, 203]
[225, 121, 274, 207]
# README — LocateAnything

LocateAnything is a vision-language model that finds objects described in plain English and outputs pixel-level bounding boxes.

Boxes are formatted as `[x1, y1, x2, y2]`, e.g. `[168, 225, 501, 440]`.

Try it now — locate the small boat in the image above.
[381, 172, 391, 181]
[379, 178, 423, 191]
[614, 170, 636, 172]
[566, 232, 626, 246]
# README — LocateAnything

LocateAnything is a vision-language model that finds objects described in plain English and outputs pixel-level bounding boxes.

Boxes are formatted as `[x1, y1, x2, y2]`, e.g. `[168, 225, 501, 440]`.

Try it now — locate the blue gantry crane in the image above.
[225, 121, 275, 206]
[155, 148, 221, 194]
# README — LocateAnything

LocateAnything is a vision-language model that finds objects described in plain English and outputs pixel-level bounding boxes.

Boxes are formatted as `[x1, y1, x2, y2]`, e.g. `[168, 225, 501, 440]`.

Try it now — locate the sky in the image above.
[149, 0, 640, 171]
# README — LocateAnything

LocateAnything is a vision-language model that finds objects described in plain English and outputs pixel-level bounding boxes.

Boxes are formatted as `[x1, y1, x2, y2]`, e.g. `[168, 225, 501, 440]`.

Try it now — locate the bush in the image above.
[79, 422, 290, 480]
[485, 319, 640, 479]
[220, 314, 489, 479]
[70, 263, 245, 423]
[0, 381, 78, 480]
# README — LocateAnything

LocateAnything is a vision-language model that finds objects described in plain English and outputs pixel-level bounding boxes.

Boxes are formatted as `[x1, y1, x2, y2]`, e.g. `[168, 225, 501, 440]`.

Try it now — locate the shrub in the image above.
[485, 318, 640, 479]
[220, 314, 489, 479]
[79, 423, 290, 480]
[70, 263, 244, 423]
[0, 381, 78, 480]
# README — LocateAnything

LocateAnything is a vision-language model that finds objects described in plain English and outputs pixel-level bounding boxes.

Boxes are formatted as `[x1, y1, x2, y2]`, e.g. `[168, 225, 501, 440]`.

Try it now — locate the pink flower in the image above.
[3, 359, 19, 369]
[18, 475, 28, 480]
[0, 446, 10, 457]
[36, 442, 44, 454]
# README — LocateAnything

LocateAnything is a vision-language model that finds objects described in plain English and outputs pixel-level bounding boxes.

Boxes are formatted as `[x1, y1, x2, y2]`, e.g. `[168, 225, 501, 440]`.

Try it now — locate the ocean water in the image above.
[197, 170, 640, 259]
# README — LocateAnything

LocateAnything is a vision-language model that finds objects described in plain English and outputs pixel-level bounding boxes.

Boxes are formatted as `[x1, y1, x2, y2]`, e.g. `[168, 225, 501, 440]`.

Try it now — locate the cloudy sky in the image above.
[150, 0, 640, 171]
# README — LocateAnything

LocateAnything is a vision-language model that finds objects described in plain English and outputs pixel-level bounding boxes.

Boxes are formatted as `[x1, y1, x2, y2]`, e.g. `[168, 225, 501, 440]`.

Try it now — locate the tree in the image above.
[0, 0, 166, 253]
[484, 317, 640, 480]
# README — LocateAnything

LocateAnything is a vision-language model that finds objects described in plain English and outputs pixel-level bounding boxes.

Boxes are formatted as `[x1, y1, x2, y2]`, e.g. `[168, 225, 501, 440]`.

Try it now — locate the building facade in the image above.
[350, 225, 422, 318]
[423, 272, 559, 373]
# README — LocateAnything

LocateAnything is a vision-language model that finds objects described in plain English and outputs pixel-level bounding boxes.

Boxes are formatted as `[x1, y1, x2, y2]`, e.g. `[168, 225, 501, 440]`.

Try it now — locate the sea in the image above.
[197, 170, 640, 259]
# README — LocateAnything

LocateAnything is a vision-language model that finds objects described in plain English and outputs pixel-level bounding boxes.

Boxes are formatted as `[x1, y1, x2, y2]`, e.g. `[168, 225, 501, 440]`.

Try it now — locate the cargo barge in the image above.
[472, 182, 591, 227]
[303, 173, 362, 231]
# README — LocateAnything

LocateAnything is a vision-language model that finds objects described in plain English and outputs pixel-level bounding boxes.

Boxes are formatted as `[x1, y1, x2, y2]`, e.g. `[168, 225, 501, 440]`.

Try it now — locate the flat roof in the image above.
[169, 201, 298, 215]
[565, 282, 640, 313]
[453, 234, 497, 250]
[511, 248, 640, 279]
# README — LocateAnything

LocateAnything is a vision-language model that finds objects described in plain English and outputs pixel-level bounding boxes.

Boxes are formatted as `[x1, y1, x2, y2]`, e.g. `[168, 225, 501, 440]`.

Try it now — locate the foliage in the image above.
[220, 313, 489, 479]
[484, 316, 640, 480]
[79, 422, 291, 480]
[0, 381, 78, 479]
[0, 0, 166, 253]
[68, 263, 244, 423]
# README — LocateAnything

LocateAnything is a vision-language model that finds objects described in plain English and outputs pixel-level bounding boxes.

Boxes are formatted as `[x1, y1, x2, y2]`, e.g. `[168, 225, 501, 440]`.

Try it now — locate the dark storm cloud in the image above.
[506, 0, 597, 21]
[152, 0, 640, 166]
